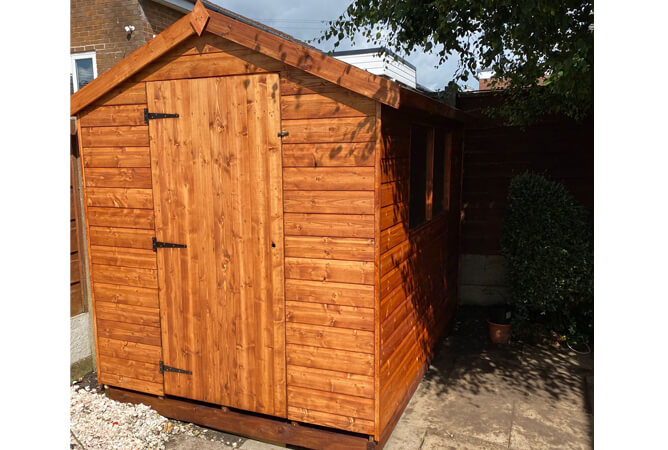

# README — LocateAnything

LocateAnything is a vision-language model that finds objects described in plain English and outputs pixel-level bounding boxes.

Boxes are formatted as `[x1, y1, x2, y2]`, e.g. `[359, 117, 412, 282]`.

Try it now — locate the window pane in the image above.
[409, 125, 429, 228]
[433, 129, 446, 213]
[75, 58, 94, 90]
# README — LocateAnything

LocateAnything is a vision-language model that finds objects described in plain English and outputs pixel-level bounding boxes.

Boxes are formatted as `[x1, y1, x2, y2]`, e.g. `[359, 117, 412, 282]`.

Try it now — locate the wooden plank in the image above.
[287, 385, 374, 420]
[100, 373, 164, 396]
[283, 167, 374, 191]
[285, 257, 374, 285]
[285, 280, 374, 308]
[80, 126, 149, 147]
[286, 344, 374, 376]
[86, 188, 153, 209]
[96, 301, 160, 327]
[79, 105, 146, 127]
[379, 239, 411, 277]
[380, 158, 409, 183]
[373, 102, 382, 440]
[70, 283, 83, 317]
[71, 14, 196, 115]
[92, 264, 157, 288]
[284, 213, 374, 238]
[380, 283, 409, 323]
[280, 71, 342, 96]
[89, 226, 154, 249]
[206, 8, 400, 108]
[381, 181, 408, 207]
[90, 245, 156, 269]
[282, 118, 376, 144]
[380, 202, 408, 231]
[87, 207, 155, 229]
[284, 190, 374, 214]
[287, 322, 373, 354]
[282, 142, 375, 167]
[71, 221, 79, 252]
[83, 147, 151, 168]
[380, 222, 407, 254]
[288, 406, 375, 436]
[92, 82, 147, 106]
[84, 168, 152, 188]
[287, 364, 374, 398]
[164, 32, 248, 57]
[97, 336, 162, 364]
[93, 283, 159, 308]
[284, 236, 374, 261]
[379, 259, 409, 300]
[71, 253, 81, 284]
[107, 387, 374, 449]
[100, 355, 162, 383]
[286, 301, 374, 332]
[96, 318, 161, 346]
[136, 50, 285, 82]
[281, 92, 375, 120]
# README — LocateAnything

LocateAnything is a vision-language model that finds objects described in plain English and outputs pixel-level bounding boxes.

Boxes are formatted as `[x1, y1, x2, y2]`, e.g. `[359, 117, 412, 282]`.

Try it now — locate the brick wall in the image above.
[140, 0, 186, 36]
[71, 0, 185, 76]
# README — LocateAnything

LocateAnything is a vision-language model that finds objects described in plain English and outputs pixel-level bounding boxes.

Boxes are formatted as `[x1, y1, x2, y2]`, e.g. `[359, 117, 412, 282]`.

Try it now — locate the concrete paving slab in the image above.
[421, 431, 509, 450]
[384, 306, 593, 450]
[509, 401, 593, 450]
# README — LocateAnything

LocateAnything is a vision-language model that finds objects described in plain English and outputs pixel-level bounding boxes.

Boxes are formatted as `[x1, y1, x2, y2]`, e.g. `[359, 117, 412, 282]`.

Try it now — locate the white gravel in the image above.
[70, 383, 204, 450]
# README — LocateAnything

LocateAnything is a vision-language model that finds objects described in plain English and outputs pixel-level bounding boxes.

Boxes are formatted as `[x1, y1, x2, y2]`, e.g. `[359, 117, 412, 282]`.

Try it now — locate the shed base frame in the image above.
[105, 387, 377, 450]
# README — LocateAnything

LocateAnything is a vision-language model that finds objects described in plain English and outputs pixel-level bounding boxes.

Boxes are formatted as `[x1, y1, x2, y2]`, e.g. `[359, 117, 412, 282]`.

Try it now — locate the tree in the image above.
[319, 0, 594, 126]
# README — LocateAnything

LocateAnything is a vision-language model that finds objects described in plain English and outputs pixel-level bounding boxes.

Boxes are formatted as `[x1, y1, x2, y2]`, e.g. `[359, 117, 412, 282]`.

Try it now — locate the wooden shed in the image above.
[70, 2, 465, 448]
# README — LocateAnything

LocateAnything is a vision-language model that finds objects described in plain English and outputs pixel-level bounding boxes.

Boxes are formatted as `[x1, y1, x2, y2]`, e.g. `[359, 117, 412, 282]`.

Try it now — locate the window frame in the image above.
[71, 51, 98, 93]
[408, 122, 434, 231]
[408, 122, 453, 233]
[432, 129, 453, 217]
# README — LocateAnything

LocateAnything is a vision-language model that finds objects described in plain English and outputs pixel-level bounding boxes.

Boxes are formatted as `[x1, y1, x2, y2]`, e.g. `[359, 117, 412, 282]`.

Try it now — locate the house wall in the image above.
[77, 32, 379, 436]
[456, 92, 593, 305]
[377, 105, 463, 442]
[71, 0, 185, 75]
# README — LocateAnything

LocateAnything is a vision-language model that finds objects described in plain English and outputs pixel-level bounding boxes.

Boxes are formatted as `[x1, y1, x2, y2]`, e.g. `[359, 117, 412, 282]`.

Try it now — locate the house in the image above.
[70, 1, 466, 447]
[70, 0, 188, 92]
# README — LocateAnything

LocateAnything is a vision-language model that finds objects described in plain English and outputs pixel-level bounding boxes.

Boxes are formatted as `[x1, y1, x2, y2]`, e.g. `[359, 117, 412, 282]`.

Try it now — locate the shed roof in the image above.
[70, 1, 466, 121]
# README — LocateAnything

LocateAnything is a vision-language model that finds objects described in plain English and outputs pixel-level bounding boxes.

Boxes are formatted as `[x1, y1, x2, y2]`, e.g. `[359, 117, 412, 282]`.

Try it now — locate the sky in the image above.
[208, 0, 477, 91]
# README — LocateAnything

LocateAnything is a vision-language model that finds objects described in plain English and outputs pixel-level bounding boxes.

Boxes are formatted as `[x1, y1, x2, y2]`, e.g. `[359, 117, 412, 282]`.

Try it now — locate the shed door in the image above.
[147, 75, 286, 417]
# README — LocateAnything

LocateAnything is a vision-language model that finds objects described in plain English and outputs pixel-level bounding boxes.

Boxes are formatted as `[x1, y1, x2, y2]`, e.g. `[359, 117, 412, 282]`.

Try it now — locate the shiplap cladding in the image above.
[280, 70, 377, 435]
[377, 105, 463, 441]
[78, 82, 164, 396]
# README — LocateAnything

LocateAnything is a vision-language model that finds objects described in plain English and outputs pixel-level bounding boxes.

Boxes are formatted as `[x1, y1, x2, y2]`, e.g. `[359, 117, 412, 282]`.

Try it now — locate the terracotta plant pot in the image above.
[488, 320, 511, 344]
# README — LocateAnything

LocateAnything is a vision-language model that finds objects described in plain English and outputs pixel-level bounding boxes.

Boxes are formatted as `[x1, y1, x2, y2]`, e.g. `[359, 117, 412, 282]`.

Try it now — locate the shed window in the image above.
[71, 52, 98, 94]
[409, 124, 431, 229]
[432, 129, 450, 213]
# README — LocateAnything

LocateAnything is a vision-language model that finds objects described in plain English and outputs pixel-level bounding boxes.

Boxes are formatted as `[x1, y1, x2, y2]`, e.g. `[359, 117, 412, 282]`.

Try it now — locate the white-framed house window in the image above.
[71, 52, 98, 93]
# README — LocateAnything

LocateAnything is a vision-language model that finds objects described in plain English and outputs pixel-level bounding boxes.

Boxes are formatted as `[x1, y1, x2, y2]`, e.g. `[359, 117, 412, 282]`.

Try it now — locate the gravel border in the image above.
[70, 374, 246, 449]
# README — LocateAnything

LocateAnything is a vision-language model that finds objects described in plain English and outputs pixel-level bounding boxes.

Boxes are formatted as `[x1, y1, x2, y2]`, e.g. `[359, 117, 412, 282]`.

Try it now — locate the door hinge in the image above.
[144, 108, 179, 124]
[159, 361, 192, 375]
[277, 131, 289, 137]
[152, 237, 187, 252]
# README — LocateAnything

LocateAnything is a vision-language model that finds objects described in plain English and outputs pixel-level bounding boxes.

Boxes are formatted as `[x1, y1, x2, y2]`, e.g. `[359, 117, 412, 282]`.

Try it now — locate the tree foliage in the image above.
[319, 0, 594, 126]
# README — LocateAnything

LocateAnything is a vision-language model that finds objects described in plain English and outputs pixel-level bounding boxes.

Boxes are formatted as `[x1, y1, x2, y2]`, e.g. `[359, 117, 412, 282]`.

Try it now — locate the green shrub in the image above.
[501, 172, 593, 345]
